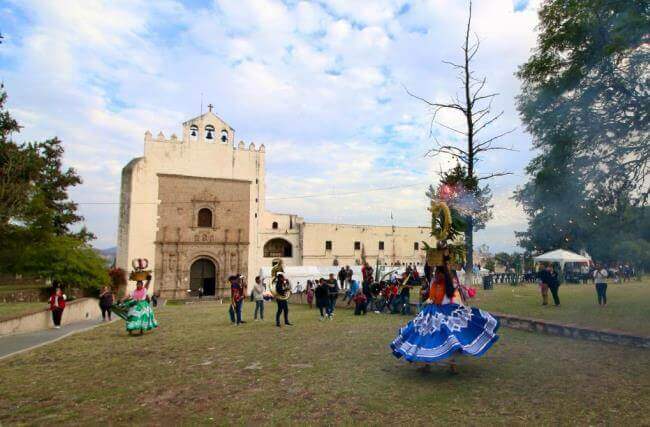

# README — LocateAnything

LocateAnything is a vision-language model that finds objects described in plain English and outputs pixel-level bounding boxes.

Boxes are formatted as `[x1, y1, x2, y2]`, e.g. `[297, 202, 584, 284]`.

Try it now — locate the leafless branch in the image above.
[403, 85, 467, 114]
[434, 120, 468, 136]
[475, 128, 517, 149]
[474, 111, 504, 134]
[477, 171, 513, 181]
[442, 60, 464, 70]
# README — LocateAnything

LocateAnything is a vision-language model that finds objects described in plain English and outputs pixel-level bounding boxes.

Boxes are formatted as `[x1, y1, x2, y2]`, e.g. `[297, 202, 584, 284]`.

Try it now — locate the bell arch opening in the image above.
[263, 238, 292, 258]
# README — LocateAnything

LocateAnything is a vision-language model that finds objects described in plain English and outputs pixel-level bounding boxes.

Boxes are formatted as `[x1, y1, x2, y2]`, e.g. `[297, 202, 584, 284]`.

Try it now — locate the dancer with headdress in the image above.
[112, 274, 158, 335]
[390, 200, 498, 373]
[390, 261, 498, 373]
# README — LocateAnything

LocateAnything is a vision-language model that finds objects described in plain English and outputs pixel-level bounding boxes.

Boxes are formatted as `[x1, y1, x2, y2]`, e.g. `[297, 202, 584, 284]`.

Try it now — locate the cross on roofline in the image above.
[207, 103, 213, 112]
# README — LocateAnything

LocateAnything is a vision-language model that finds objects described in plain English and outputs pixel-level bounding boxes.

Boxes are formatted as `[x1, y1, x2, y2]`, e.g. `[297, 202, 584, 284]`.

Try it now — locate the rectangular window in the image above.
[379, 241, 385, 250]
[325, 241, 332, 251]
[414, 242, 419, 250]
[354, 241, 361, 250]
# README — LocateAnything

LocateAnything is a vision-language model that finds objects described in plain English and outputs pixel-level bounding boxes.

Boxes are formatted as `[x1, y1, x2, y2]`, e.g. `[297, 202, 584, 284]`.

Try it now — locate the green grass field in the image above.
[474, 279, 650, 336]
[0, 302, 47, 321]
[1, 302, 649, 425]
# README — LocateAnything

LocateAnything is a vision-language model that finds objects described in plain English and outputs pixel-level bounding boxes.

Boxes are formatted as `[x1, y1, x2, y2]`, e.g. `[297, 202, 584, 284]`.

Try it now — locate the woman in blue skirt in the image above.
[390, 264, 499, 374]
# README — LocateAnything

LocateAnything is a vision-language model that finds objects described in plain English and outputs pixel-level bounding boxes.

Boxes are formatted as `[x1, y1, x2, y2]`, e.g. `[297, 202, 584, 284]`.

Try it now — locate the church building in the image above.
[117, 110, 433, 298]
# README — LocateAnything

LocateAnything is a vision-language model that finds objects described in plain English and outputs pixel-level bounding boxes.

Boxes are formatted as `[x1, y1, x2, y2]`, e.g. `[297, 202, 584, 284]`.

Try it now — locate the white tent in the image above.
[533, 249, 591, 269]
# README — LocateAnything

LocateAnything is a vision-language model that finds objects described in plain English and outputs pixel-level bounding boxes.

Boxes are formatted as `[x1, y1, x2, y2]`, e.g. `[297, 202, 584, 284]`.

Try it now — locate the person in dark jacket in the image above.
[539, 264, 560, 306]
[315, 278, 331, 320]
[338, 267, 347, 290]
[327, 274, 339, 317]
[99, 286, 114, 321]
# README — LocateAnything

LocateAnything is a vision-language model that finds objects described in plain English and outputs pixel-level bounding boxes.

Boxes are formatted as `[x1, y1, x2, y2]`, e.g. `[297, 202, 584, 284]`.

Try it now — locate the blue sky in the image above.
[0, 0, 540, 252]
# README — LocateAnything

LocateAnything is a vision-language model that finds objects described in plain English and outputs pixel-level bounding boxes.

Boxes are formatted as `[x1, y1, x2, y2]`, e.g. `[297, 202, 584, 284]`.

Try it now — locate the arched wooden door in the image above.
[190, 258, 217, 296]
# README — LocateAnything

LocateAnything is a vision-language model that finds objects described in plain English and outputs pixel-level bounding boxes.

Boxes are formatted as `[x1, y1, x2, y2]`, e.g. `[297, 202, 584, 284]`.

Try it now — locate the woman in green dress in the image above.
[113, 275, 158, 335]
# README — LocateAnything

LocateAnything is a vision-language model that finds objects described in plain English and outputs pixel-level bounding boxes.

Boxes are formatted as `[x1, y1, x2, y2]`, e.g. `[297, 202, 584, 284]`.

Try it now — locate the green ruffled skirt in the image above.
[112, 299, 158, 332]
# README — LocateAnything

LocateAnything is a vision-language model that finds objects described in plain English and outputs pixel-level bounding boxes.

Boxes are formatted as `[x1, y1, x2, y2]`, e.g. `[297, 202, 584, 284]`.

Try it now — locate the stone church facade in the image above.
[117, 111, 433, 298]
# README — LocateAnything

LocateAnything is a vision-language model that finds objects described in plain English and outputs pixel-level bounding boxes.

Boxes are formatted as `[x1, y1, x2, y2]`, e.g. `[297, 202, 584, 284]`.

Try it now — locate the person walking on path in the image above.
[252, 276, 265, 321]
[99, 286, 113, 321]
[49, 288, 66, 329]
[315, 278, 330, 320]
[593, 264, 609, 306]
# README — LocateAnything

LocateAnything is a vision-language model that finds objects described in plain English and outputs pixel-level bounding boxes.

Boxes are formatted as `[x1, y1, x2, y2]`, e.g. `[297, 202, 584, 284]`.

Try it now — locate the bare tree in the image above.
[406, 0, 515, 280]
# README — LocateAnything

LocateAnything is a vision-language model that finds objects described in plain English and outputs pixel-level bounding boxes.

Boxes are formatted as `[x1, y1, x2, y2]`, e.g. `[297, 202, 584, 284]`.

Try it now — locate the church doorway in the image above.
[190, 258, 217, 296]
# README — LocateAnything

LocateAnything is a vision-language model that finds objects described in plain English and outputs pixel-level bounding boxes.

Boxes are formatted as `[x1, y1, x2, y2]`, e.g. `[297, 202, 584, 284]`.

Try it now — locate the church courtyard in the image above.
[1, 301, 649, 425]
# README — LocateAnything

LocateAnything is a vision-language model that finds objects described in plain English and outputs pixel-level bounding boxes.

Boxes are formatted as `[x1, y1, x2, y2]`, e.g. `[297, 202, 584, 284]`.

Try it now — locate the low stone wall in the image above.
[288, 296, 650, 349]
[0, 298, 102, 336]
[494, 312, 650, 349]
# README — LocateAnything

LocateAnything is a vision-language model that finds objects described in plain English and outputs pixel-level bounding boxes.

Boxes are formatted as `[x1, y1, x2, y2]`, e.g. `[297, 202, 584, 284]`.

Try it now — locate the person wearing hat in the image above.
[112, 275, 158, 335]
[228, 275, 245, 325]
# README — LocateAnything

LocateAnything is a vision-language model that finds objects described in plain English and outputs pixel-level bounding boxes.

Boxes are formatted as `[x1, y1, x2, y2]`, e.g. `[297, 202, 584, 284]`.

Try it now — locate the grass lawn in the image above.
[474, 278, 650, 336]
[1, 303, 649, 425]
[0, 302, 47, 321]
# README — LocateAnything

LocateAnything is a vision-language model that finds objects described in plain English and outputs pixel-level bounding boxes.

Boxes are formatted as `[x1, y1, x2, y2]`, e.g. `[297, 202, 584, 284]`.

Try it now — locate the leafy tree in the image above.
[517, 0, 649, 204]
[8, 235, 109, 291]
[426, 163, 492, 243]
[514, 135, 595, 252]
[0, 86, 104, 290]
[515, 0, 649, 261]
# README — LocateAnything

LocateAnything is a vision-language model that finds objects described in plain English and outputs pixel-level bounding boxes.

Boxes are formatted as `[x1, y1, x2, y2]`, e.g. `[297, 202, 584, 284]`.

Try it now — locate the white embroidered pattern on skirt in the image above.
[413, 306, 473, 334]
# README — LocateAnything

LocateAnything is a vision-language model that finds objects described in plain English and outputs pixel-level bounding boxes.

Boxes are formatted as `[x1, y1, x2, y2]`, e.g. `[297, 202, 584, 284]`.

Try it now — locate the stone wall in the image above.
[0, 298, 102, 336]
[287, 297, 650, 349]
[154, 174, 251, 299]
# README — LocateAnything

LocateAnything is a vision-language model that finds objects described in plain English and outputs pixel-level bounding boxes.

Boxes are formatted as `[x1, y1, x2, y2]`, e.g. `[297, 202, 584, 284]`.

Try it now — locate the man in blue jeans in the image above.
[228, 275, 245, 325]
[327, 274, 339, 316]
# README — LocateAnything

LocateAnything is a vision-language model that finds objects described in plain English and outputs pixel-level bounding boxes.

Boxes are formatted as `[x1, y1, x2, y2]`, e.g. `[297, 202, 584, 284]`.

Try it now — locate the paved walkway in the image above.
[0, 318, 115, 361]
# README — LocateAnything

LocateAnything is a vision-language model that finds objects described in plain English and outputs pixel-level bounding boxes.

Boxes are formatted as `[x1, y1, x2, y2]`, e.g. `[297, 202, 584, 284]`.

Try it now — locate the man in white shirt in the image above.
[593, 263, 609, 306]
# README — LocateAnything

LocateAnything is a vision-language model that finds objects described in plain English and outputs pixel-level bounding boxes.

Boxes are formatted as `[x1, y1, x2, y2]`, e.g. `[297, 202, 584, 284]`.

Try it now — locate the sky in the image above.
[0, 0, 539, 253]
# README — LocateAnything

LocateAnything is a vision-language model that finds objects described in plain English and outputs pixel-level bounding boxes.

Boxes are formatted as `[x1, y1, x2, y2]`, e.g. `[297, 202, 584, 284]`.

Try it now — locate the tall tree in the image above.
[516, 0, 649, 261]
[514, 134, 595, 253]
[517, 0, 649, 204]
[0, 87, 104, 289]
[409, 0, 513, 278]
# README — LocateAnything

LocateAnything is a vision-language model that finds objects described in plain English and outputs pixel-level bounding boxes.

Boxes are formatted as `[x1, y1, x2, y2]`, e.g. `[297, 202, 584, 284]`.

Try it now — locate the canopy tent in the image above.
[533, 249, 591, 269]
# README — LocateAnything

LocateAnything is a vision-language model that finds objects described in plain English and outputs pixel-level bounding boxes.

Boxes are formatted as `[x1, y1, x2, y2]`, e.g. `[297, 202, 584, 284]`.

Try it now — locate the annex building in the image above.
[117, 110, 433, 298]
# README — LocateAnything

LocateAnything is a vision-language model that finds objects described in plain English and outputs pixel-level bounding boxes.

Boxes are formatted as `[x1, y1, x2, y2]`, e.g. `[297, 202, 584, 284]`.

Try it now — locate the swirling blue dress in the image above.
[390, 303, 499, 363]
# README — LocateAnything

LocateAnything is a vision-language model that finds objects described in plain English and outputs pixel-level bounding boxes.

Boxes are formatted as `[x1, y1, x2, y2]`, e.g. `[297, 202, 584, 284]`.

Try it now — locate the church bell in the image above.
[206, 129, 214, 139]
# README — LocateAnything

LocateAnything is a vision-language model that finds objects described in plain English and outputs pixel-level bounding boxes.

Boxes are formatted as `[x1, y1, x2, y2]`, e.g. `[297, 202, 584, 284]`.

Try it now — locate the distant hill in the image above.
[95, 246, 117, 266]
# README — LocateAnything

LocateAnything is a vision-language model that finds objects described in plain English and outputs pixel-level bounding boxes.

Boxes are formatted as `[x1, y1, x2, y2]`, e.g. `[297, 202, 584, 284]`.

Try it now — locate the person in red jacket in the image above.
[49, 287, 66, 329]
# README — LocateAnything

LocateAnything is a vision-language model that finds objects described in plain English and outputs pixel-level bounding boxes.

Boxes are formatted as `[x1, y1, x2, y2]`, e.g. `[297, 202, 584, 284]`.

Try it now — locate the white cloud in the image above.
[0, 0, 541, 250]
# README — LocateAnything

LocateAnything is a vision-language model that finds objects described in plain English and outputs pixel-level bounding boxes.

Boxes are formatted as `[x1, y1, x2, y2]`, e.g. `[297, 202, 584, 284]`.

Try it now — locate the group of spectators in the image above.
[302, 263, 429, 320]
